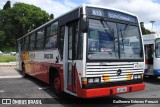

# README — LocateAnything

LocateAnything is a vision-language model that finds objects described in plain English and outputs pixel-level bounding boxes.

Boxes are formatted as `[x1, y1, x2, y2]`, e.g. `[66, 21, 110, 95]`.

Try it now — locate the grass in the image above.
[0, 55, 16, 62]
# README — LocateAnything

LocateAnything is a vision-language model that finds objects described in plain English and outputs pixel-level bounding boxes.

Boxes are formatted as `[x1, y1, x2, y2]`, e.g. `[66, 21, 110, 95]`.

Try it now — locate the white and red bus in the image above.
[17, 4, 145, 98]
[143, 33, 160, 78]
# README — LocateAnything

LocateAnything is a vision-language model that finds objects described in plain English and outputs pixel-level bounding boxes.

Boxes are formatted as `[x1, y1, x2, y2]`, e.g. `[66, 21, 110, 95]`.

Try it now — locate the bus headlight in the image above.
[94, 77, 100, 83]
[138, 75, 141, 79]
[134, 75, 138, 79]
[88, 78, 94, 83]
[87, 77, 101, 84]
[133, 74, 142, 79]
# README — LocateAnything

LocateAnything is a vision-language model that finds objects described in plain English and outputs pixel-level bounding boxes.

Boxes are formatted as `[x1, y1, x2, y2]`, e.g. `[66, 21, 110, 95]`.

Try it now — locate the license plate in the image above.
[117, 87, 127, 93]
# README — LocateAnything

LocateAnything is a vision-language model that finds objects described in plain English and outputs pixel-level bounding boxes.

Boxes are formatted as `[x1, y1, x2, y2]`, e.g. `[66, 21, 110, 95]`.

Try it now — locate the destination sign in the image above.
[86, 7, 137, 23]
[107, 11, 136, 23]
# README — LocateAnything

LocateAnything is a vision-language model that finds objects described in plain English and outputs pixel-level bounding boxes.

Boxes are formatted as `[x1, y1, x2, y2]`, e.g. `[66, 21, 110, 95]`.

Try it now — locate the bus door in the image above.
[67, 21, 78, 93]
[145, 44, 154, 74]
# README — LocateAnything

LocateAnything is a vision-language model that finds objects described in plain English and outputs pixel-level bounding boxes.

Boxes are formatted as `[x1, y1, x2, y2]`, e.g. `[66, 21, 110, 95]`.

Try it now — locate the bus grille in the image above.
[86, 62, 143, 82]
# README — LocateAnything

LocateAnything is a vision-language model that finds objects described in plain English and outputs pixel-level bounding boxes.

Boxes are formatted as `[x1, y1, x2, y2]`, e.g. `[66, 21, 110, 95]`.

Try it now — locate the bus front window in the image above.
[118, 24, 143, 59]
[88, 19, 118, 60]
[87, 19, 143, 60]
[155, 39, 160, 58]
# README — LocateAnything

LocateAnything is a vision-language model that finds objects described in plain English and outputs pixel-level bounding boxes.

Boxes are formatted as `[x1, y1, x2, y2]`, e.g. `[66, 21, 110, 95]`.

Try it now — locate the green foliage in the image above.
[50, 14, 54, 19]
[1, 46, 15, 53]
[0, 31, 6, 42]
[0, 56, 16, 62]
[140, 22, 152, 35]
[0, 2, 51, 52]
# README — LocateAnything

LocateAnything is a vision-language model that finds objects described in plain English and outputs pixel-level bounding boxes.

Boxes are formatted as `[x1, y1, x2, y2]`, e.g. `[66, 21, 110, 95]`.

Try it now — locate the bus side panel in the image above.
[33, 62, 50, 84]
[153, 58, 160, 75]
[23, 49, 63, 84]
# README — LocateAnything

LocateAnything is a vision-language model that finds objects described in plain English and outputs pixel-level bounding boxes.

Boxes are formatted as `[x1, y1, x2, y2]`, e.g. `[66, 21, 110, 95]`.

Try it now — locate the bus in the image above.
[143, 33, 160, 78]
[17, 4, 145, 98]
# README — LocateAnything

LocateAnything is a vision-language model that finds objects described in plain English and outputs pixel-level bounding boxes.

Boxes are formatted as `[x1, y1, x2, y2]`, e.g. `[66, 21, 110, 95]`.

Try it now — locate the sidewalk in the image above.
[0, 62, 22, 79]
[0, 62, 16, 67]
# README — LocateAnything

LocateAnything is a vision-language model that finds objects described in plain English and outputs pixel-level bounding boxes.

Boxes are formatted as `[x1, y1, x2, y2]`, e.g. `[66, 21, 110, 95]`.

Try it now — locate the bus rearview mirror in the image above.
[80, 18, 88, 33]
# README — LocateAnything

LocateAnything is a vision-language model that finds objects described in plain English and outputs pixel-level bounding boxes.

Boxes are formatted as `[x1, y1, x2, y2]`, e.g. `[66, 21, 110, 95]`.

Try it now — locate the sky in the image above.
[0, 0, 160, 32]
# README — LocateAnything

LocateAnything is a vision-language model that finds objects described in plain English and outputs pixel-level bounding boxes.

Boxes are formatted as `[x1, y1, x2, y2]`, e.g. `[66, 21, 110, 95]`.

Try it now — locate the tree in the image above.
[140, 22, 152, 35]
[50, 14, 54, 19]
[10, 3, 50, 38]
[0, 31, 6, 48]
[0, 2, 50, 51]
[3, 1, 11, 10]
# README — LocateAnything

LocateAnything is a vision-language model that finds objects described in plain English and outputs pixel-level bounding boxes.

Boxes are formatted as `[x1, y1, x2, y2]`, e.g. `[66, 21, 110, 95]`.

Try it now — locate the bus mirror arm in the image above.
[80, 18, 88, 33]
[56, 56, 59, 63]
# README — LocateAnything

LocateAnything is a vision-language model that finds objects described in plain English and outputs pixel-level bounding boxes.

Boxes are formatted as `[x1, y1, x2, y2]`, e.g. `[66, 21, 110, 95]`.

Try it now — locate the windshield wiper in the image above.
[124, 22, 130, 31]
[120, 29, 124, 50]
[120, 22, 130, 50]
[100, 18, 116, 53]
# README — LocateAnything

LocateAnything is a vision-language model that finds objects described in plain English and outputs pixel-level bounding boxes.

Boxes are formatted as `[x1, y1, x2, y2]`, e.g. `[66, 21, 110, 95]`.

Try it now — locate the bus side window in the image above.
[46, 34, 57, 48]
[21, 38, 24, 51]
[24, 36, 29, 51]
[59, 26, 65, 59]
[45, 21, 58, 48]
[29, 33, 36, 50]
[36, 28, 45, 49]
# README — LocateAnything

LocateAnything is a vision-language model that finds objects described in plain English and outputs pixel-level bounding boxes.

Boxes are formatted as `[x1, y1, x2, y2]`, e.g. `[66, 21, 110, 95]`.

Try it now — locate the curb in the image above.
[0, 62, 16, 67]
[0, 75, 22, 79]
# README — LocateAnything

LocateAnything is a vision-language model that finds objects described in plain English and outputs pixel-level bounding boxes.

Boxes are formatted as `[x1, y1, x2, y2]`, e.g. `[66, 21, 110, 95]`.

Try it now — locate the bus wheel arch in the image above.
[49, 67, 62, 95]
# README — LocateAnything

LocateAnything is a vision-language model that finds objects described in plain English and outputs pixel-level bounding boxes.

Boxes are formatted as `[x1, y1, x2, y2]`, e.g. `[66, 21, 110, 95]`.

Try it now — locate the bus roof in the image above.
[18, 4, 138, 41]
[82, 4, 137, 17]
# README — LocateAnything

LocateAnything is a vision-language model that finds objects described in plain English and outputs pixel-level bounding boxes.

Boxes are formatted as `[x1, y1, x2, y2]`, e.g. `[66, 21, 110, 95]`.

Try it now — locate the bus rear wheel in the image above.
[22, 64, 27, 78]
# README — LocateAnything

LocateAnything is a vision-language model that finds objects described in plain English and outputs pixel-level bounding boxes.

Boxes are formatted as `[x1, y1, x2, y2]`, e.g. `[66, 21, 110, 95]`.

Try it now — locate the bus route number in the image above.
[92, 9, 103, 16]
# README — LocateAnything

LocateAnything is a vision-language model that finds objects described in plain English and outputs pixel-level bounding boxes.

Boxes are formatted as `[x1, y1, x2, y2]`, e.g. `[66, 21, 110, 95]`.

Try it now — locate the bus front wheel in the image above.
[51, 73, 62, 95]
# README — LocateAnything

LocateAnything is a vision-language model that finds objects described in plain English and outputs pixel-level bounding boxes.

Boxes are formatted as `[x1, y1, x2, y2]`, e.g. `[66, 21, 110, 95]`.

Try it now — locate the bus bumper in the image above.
[79, 83, 145, 98]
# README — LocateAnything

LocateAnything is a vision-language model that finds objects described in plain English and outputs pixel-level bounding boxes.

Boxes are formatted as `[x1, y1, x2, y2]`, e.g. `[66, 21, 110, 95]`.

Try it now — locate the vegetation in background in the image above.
[0, 1, 53, 52]
[140, 22, 153, 35]
[3, 0, 11, 10]
[0, 56, 16, 62]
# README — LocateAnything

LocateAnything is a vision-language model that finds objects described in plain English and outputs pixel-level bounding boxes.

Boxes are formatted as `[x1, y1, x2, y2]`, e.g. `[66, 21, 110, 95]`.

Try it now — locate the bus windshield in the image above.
[155, 38, 160, 58]
[87, 19, 143, 60]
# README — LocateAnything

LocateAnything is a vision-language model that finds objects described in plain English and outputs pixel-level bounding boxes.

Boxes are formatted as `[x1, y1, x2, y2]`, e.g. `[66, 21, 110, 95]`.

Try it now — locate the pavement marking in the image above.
[0, 75, 23, 79]
[38, 87, 49, 90]
[0, 90, 4, 93]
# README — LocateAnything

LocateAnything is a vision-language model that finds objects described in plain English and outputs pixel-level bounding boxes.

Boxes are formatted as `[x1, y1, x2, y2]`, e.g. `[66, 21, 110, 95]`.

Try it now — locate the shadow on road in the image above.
[22, 75, 136, 107]
[14, 68, 23, 76]
[143, 76, 160, 85]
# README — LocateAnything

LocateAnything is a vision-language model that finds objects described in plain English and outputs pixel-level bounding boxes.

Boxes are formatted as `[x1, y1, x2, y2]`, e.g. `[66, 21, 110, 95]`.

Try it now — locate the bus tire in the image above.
[22, 64, 27, 78]
[50, 72, 62, 95]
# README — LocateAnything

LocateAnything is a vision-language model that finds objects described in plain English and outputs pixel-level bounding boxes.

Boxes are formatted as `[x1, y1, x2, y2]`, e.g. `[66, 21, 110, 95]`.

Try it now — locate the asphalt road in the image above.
[0, 67, 160, 107]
